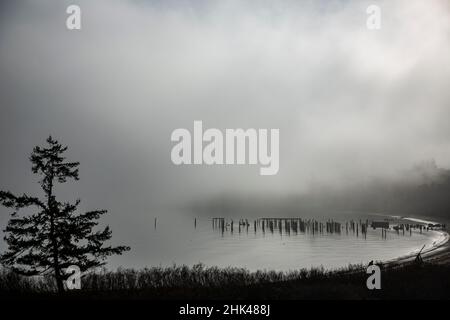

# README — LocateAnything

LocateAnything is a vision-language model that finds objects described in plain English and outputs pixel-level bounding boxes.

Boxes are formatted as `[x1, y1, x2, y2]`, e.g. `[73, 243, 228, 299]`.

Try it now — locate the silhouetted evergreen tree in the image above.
[0, 136, 129, 292]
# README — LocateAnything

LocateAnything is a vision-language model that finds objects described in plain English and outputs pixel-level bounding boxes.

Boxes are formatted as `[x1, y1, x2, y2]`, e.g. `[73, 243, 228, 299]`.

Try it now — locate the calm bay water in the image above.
[108, 212, 446, 271]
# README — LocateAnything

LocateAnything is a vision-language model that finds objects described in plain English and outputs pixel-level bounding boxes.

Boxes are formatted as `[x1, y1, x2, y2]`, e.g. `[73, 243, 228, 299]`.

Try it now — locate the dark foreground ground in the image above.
[1, 261, 449, 300]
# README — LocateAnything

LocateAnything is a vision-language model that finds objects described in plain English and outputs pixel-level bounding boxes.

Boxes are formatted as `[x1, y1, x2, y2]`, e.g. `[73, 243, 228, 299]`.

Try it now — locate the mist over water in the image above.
[107, 211, 444, 271]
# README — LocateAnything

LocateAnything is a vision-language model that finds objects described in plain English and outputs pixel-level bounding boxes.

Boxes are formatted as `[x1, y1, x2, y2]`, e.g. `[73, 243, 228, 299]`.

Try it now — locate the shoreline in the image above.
[381, 215, 450, 267]
[386, 230, 450, 266]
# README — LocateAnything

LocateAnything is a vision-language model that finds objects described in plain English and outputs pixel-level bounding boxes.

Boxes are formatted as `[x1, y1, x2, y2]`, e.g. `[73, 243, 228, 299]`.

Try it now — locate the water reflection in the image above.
[113, 214, 445, 271]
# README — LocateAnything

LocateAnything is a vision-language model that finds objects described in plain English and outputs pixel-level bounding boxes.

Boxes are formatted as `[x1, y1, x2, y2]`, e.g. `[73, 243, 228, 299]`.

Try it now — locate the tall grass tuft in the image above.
[0, 263, 367, 294]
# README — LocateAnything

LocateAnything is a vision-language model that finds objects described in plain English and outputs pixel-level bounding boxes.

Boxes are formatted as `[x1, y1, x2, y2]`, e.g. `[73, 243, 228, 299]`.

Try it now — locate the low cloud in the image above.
[0, 0, 449, 212]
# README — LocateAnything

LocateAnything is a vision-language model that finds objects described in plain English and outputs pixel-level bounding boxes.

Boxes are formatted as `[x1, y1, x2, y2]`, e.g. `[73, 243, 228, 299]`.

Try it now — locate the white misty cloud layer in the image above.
[0, 0, 449, 209]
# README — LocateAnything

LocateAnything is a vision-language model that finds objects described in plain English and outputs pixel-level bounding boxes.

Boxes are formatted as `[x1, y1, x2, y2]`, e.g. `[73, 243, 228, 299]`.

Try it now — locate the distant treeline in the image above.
[190, 161, 450, 220]
[318, 161, 450, 219]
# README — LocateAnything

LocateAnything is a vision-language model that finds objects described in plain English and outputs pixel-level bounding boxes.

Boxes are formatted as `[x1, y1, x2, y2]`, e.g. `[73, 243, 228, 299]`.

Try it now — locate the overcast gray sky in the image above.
[1, 0, 449, 226]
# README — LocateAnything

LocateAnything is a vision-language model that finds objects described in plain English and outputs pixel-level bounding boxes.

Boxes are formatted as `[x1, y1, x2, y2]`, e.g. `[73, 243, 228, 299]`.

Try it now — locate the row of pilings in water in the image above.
[211, 217, 377, 238]
[152, 217, 429, 238]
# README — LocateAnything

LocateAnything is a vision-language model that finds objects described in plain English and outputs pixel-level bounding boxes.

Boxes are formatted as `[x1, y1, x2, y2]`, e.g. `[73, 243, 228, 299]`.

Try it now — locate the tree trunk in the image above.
[47, 179, 65, 293]
[55, 270, 65, 293]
